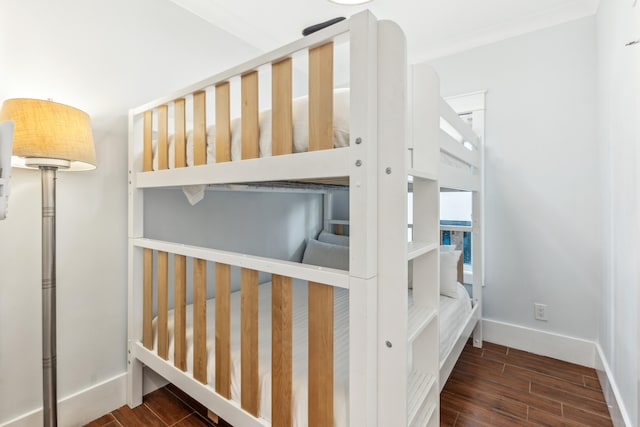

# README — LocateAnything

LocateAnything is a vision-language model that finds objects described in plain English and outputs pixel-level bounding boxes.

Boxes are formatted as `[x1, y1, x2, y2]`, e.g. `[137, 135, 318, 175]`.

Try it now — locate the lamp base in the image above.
[25, 157, 70, 169]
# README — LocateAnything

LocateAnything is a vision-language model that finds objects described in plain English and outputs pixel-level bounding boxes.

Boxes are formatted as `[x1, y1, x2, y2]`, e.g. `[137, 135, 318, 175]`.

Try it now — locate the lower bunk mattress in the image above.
[439, 283, 473, 363]
[151, 280, 472, 426]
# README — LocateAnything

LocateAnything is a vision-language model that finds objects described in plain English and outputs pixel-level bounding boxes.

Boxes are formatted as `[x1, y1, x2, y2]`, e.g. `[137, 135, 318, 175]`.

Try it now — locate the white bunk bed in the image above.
[127, 11, 482, 427]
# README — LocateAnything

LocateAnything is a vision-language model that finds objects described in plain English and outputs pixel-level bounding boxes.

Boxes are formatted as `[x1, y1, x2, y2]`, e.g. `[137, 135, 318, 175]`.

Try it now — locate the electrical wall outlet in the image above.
[534, 303, 548, 321]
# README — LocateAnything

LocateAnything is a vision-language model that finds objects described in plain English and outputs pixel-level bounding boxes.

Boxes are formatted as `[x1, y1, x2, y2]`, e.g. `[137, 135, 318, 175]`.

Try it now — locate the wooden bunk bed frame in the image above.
[127, 11, 482, 427]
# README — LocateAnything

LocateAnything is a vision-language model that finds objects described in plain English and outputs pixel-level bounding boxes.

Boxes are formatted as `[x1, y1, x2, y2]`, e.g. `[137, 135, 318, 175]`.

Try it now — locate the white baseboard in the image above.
[482, 319, 632, 426]
[594, 344, 633, 427]
[0, 373, 126, 427]
[0, 368, 170, 427]
[482, 318, 597, 368]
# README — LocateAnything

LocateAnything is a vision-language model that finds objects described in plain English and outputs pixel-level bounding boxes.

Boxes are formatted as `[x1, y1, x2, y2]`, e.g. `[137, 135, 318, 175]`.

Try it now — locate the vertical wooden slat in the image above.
[193, 258, 207, 383]
[272, 274, 292, 427]
[272, 58, 293, 156]
[215, 83, 231, 163]
[309, 42, 334, 151]
[241, 71, 259, 159]
[308, 281, 333, 426]
[143, 110, 153, 172]
[215, 263, 231, 398]
[157, 105, 169, 170]
[193, 91, 207, 166]
[241, 268, 259, 416]
[174, 254, 187, 371]
[174, 99, 186, 168]
[335, 224, 344, 236]
[142, 248, 153, 349]
[157, 251, 169, 360]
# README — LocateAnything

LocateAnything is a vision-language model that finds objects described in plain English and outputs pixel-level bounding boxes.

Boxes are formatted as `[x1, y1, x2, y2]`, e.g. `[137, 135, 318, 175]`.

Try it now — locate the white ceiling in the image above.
[168, 0, 598, 62]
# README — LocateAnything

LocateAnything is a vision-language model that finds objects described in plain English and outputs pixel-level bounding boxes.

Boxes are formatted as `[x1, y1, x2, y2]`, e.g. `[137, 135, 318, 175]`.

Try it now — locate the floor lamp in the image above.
[0, 99, 96, 427]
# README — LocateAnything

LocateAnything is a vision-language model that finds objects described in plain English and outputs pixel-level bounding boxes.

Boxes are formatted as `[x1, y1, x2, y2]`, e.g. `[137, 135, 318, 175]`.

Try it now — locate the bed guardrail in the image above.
[134, 238, 347, 425]
[133, 32, 345, 182]
[439, 99, 481, 191]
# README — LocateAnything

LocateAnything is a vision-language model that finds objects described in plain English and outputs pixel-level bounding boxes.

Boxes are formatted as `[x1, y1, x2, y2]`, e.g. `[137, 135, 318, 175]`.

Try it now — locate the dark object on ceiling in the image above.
[302, 17, 346, 36]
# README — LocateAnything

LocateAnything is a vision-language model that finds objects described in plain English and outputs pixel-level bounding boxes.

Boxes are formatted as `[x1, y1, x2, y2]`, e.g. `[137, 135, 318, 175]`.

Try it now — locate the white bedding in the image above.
[152, 88, 350, 170]
[439, 283, 473, 362]
[152, 280, 471, 426]
[153, 280, 349, 427]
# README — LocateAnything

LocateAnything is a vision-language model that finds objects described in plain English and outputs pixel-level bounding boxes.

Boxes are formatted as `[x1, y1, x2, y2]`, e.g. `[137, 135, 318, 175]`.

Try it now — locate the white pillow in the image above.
[317, 230, 349, 247]
[292, 88, 350, 153]
[440, 250, 461, 298]
[183, 88, 351, 165]
[440, 244, 457, 252]
[301, 239, 349, 271]
[186, 127, 218, 167]
[152, 134, 177, 170]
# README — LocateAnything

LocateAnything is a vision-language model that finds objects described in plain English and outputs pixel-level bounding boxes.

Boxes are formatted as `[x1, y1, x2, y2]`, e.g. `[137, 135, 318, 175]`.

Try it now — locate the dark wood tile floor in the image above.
[441, 341, 614, 426]
[84, 384, 231, 427]
[86, 341, 613, 427]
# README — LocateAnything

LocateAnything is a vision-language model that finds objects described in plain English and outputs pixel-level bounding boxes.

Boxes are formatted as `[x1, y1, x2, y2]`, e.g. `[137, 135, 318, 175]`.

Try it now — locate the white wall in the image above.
[430, 18, 601, 341]
[0, 0, 260, 424]
[596, 0, 640, 425]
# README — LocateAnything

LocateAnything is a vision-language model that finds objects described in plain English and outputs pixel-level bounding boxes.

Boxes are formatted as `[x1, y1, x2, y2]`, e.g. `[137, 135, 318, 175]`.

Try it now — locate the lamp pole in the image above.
[41, 165, 58, 427]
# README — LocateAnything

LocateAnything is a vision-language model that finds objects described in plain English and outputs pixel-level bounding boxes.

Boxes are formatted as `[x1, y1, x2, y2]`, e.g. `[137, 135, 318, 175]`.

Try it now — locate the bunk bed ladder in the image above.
[406, 63, 443, 427]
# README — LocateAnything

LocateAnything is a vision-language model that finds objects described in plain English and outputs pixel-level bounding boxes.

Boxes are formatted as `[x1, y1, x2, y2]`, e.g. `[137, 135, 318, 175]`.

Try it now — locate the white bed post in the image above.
[348, 10, 380, 427]
[470, 99, 485, 349]
[376, 20, 409, 427]
[127, 111, 145, 407]
[472, 192, 483, 347]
